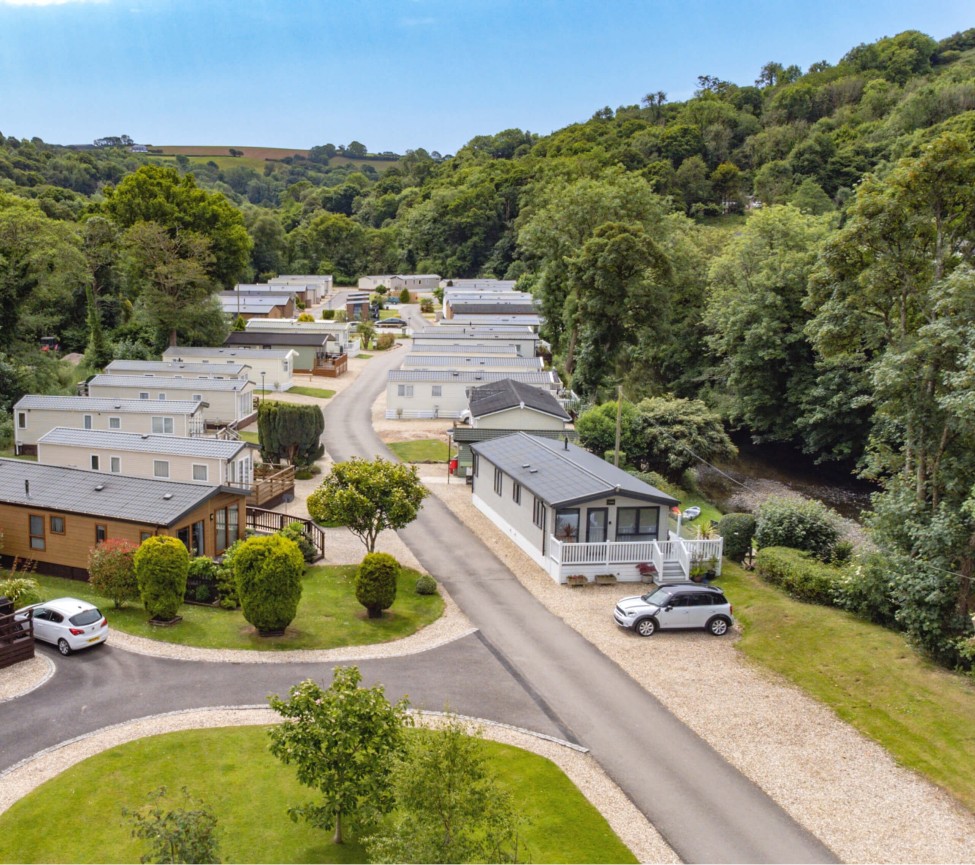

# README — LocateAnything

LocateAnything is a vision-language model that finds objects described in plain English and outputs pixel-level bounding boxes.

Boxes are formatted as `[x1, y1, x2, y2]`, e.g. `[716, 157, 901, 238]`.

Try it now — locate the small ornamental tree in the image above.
[307, 457, 429, 553]
[233, 534, 304, 636]
[398, 287, 411, 304]
[268, 666, 412, 844]
[365, 714, 525, 864]
[356, 553, 398, 618]
[88, 538, 139, 609]
[257, 400, 325, 466]
[134, 536, 190, 621]
[123, 786, 221, 864]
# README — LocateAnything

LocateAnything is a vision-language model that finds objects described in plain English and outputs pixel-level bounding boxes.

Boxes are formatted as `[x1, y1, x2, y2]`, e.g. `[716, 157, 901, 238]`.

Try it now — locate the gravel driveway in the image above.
[415, 467, 975, 864]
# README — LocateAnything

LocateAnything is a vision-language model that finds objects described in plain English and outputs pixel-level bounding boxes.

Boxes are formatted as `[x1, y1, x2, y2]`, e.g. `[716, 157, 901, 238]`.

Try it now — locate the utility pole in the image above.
[614, 384, 623, 467]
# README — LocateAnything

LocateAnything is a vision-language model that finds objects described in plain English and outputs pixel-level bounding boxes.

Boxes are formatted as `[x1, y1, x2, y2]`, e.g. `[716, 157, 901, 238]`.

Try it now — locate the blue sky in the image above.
[0, 0, 971, 154]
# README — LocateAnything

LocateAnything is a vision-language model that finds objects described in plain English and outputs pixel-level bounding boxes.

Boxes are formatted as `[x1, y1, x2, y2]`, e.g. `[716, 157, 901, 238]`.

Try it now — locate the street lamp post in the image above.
[260, 371, 266, 404]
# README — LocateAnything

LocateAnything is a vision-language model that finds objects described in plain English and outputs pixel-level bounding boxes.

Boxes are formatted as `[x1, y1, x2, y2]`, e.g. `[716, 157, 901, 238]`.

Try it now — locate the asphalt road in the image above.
[322, 323, 838, 865]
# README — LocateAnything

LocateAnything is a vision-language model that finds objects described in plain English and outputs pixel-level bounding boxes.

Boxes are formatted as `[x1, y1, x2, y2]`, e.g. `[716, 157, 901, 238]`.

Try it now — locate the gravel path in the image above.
[416, 466, 975, 864]
[0, 656, 54, 703]
[0, 707, 676, 864]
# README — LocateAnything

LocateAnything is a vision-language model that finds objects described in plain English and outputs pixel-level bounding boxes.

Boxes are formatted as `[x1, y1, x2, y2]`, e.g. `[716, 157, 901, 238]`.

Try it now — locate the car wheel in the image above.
[707, 617, 730, 636]
[635, 617, 656, 637]
[57, 638, 72, 656]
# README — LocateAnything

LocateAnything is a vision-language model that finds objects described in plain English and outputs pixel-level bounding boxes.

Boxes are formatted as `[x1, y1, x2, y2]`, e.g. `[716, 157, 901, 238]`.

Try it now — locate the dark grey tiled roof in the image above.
[13, 396, 203, 415]
[0, 458, 235, 525]
[470, 433, 679, 508]
[451, 426, 577, 466]
[468, 379, 570, 420]
[38, 428, 251, 459]
[448, 302, 537, 315]
[403, 343, 519, 355]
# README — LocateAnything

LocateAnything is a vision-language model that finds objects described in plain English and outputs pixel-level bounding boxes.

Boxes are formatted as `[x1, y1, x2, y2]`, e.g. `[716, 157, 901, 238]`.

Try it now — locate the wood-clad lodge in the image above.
[0, 459, 247, 580]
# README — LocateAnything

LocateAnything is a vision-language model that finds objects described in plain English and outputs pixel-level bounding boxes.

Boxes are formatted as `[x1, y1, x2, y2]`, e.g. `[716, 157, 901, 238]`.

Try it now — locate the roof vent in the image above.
[141, 434, 150, 440]
[521, 464, 530, 468]
[162, 492, 173, 500]
[94, 483, 105, 492]
[529, 468, 538, 474]
[114, 403, 121, 409]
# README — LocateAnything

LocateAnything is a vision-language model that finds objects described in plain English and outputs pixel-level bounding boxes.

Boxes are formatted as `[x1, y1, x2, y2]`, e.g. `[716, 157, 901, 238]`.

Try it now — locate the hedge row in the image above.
[754, 546, 844, 606]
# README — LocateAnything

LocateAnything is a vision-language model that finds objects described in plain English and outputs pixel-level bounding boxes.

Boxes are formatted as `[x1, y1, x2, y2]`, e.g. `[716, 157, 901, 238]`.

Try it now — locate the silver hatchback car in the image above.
[17, 597, 109, 655]
[614, 583, 733, 637]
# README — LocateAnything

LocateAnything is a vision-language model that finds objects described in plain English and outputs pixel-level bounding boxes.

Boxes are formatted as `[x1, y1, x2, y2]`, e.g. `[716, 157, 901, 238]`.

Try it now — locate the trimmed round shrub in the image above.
[755, 546, 843, 605]
[234, 534, 304, 635]
[134, 536, 190, 621]
[356, 552, 399, 618]
[754, 497, 840, 561]
[87, 538, 139, 609]
[717, 513, 756, 563]
[375, 333, 396, 351]
[414, 573, 438, 596]
[321, 308, 336, 320]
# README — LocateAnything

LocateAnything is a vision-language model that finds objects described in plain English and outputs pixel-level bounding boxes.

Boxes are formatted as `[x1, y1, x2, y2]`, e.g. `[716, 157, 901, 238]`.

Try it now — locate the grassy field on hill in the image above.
[148, 145, 400, 172]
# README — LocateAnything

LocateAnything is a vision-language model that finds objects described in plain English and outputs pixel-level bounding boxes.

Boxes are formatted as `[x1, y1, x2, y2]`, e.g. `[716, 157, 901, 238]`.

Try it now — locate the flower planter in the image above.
[566, 574, 588, 587]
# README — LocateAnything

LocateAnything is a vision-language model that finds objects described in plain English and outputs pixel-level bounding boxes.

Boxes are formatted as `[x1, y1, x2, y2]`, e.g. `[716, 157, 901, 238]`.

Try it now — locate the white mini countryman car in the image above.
[614, 583, 733, 637]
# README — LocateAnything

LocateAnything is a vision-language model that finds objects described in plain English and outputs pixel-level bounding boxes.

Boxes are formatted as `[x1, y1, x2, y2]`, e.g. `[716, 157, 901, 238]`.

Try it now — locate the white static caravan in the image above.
[411, 328, 540, 358]
[162, 346, 296, 391]
[37, 428, 257, 488]
[267, 275, 333, 303]
[86, 375, 255, 428]
[400, 354, 544, 373]
[244, 318, 356, 353]
[12, 396, 206, 455]
[385, 369, 561, 419]
[103, 360, 251, 380]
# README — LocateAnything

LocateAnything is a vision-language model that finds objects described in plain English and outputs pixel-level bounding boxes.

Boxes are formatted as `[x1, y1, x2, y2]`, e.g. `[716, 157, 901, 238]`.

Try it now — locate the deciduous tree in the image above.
[268, 667, 411, 844]
[307, 458, 429, 553]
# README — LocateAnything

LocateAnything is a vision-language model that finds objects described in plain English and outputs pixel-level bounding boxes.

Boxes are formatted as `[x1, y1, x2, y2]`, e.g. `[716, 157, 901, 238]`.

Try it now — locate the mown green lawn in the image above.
[388, 438, 452, 463]
[287, 385, 335, 399]
[356, 352, 373, 359]
[236, 429, 260, 445]
[32, 564, 443, 651]
[719, 561, 975, 811]
[0, 727, 635, 864]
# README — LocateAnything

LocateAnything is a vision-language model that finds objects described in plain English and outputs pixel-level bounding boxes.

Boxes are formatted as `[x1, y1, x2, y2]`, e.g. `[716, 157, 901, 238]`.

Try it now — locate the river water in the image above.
[695, 436, 876, 521]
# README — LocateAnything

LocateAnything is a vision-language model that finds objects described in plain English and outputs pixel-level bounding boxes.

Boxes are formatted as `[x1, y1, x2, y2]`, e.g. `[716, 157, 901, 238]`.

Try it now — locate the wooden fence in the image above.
[245, 507, 326, 559]
[0, 609, 34, 669]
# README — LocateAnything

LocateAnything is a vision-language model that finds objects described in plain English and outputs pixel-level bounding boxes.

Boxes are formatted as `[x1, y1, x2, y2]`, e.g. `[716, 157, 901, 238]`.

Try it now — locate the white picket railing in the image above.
[550, 536, 724, 579]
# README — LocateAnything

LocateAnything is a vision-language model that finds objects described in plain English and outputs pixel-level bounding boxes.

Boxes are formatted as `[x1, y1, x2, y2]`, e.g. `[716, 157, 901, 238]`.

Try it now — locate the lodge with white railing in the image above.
[469, 432, 724, 585]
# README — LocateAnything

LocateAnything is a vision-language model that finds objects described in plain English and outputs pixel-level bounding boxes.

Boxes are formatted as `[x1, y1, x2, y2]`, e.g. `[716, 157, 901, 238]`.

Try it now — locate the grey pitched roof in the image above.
[408, 343, 520, 355]
[88, 375, 250, 392]
[414, 326, 535, 337]
[225, 331, 332, 348]
[37, 428, 252, 459]
[451, 426, 577, 466]
[0, 458, 238, 526]
[13, 396, 203, 415]
[447, 302, 537, 315]
[104, 360, 250, 376]
[468, 379, 571, 420]
[163, 346, 295, 361]
[401, 354, 542, 369]
[470, 433, 679, 509]
[388, 370, 560, 386]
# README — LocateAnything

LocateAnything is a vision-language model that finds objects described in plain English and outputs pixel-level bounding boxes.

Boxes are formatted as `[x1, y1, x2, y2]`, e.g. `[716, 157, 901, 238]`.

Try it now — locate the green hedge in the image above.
[755, 546, 844, 606]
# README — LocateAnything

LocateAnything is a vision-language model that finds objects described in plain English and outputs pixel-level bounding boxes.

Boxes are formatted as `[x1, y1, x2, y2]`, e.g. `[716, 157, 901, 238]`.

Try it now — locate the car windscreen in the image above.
[69, 609, 102, 626]
[641, 587, 674, 605]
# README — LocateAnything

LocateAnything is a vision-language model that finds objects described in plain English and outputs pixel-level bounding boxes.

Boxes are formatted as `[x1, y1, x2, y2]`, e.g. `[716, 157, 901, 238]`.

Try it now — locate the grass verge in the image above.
[236, 430, 260, 445]
[0, 727, 635, 864]
[719, 561, 975, 810]
[388, 439, 452, 463]
[32, 564, 443, 651]
[287, 386, 335, 399]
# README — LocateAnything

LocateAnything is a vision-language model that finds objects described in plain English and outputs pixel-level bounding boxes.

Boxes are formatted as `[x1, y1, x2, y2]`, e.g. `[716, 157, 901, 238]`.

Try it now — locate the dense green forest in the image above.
[2, 26, 975, 667]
